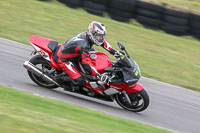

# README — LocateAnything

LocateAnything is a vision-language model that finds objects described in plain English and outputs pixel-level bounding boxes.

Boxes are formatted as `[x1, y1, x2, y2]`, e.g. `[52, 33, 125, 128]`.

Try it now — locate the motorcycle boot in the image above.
[54, 74, 85, 91]
[70, 76, 85, 92]
[54, 74, 72, 89]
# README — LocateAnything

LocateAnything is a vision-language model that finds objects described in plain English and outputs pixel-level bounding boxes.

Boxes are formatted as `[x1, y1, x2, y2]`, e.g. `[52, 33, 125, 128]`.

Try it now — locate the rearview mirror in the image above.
[118, 42, 125, 50]
[118, 42, 130, 58]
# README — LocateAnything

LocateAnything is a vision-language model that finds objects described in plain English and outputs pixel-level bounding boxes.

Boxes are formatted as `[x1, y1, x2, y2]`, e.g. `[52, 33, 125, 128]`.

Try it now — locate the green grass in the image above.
[0, 0, 200, 91]
[0, 85, 172, 133]
[142, 0, 200, 12]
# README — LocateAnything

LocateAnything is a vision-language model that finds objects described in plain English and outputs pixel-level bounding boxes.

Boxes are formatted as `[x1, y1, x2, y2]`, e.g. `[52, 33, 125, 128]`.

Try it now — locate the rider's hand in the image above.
[97, 74, 111, 85]
[114, 51, 122, 60]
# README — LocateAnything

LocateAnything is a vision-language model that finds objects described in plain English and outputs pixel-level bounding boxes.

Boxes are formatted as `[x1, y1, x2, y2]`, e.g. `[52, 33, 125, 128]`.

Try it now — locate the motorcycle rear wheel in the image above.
[115, 89, 149, 112]
[27, 55, 58, 89]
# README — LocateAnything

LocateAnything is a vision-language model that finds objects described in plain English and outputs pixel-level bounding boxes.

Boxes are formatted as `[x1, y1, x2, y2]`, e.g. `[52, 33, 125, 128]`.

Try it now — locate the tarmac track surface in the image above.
[0, 38, 200, 133]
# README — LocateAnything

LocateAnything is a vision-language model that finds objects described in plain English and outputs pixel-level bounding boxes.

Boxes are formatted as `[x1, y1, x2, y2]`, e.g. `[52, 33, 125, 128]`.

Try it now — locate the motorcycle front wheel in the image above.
[115, 89, 149, 112]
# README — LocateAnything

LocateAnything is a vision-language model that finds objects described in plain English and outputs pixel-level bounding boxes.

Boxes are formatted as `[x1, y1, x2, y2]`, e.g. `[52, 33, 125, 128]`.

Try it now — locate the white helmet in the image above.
[87, 21, 106, 46]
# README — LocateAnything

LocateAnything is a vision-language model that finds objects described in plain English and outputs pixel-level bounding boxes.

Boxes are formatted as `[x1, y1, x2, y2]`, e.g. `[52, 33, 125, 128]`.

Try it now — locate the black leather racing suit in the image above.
[53, 32, 117, 86]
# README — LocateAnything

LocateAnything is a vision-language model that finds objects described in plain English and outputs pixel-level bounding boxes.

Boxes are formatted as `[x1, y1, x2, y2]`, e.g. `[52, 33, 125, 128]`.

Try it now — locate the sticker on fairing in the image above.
[31, 44, 51, 62]
[135, 70, 139, 76]
[90, 54, 97, 59]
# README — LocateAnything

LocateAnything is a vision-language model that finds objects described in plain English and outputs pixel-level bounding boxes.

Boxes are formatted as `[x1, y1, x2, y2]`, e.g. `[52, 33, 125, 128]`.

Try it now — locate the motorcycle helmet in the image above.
[87, 21, 106, 46]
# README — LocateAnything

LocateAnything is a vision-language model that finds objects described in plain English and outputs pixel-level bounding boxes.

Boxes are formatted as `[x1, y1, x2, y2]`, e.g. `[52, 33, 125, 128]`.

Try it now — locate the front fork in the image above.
[122, 90, 132, 104]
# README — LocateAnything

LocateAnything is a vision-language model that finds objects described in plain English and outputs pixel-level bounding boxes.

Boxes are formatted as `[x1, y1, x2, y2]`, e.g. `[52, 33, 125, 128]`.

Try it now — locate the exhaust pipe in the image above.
[23, 61, 60, 86]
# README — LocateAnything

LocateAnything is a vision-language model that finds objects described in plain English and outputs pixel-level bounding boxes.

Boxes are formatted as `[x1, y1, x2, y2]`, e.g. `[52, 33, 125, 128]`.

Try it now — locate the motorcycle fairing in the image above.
[104, 66, 122, 72]
[109, 82, 143, 94]
[84, 81, 105, 95]
[30, 35, 55, 53]
[126, 83, 143, 94]
[31, 44, 51, 62]
[117, 57, 141, 85]
[84, 81, 121, 96]
[85, 81, 143, 96]
[30, 35, 60, 69]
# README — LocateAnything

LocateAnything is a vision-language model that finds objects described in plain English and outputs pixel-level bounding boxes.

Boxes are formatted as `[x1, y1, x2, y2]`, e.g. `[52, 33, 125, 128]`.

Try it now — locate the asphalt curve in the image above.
[0, 38, 200, 133]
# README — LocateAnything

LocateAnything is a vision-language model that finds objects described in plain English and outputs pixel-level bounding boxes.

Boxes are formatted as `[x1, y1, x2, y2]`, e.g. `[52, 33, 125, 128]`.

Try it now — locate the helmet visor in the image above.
[94, 34, 104, 44]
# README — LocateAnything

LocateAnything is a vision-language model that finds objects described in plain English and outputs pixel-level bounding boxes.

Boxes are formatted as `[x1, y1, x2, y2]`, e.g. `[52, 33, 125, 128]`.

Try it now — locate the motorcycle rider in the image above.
[53, 21, 122, 89]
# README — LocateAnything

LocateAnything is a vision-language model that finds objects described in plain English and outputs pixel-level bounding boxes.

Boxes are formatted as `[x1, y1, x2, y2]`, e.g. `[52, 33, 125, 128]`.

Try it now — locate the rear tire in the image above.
[27, 55, 58, 89]
[115, 89, 149, 112]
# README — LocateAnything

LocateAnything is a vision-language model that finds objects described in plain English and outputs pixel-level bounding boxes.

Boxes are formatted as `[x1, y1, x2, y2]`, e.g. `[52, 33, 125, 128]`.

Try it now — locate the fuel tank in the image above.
[88, 51, 112, 73]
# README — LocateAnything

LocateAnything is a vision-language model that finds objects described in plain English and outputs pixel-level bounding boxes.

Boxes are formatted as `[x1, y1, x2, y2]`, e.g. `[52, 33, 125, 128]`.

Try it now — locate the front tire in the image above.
[115, 89, 149, 112]
[27, 55, 58, 89]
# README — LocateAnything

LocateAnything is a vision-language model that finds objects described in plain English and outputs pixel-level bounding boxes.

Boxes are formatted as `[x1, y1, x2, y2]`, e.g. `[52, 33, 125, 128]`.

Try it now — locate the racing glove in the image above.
[114, 50, 122, 60]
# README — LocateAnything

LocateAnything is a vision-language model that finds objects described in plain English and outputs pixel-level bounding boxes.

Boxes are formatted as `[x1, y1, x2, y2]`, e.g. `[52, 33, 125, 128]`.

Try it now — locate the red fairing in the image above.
[88, 51, 112, 73]
[84, 81, 105, 95]
[30, 35, 53, 54]
[109, 82, 143, 94]
[30, 35, 60, 69]
[126, 83, 143, 94]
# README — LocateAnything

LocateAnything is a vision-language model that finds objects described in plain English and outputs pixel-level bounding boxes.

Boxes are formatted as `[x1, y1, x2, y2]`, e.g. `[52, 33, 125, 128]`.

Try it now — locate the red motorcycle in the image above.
[23, 35, 149, 112]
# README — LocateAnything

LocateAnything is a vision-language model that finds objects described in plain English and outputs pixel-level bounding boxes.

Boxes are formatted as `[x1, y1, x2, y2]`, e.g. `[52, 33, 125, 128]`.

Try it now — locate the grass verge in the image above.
[0, 85, 172, 133]
[0, 0, 200, 91]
